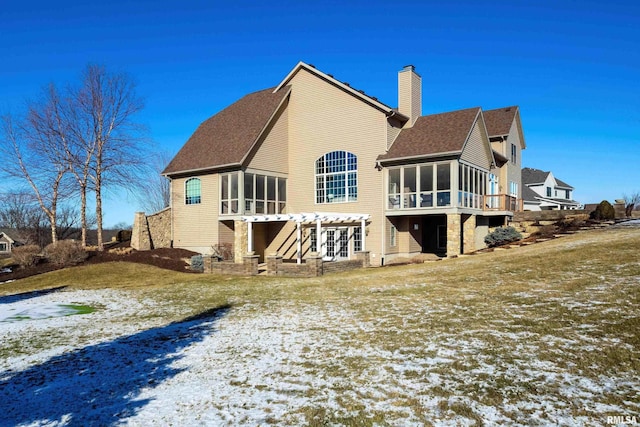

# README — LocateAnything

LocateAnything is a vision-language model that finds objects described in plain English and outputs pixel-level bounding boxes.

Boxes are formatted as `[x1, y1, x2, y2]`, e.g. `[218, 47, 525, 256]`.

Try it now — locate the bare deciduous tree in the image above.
[0, 101, 71, 244]
[73, 65, 147, 250]
[0, 191, 48, 247]
[136, 149, 172, 214]
[1, 65, 148, 250]
[622, 192, 640, 217]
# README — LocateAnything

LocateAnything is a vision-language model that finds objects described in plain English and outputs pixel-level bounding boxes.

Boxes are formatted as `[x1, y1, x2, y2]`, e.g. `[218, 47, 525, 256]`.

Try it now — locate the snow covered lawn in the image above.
[1, 226, 639, 426]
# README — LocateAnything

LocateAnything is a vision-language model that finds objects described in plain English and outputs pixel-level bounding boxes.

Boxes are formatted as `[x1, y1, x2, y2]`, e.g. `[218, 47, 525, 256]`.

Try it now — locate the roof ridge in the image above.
[419, 106, 481, 119]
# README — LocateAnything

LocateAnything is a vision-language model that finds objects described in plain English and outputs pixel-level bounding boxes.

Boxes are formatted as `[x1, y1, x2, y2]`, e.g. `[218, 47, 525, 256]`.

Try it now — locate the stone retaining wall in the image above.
[203, 251, 371, 277]
[513, 210, 590, 223]
[203, 254, 259, 275]
[131, 208, 172, 251]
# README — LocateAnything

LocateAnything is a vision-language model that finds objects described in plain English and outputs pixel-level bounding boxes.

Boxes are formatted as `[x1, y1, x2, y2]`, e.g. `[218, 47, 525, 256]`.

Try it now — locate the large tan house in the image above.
[163, 62, 525, 266]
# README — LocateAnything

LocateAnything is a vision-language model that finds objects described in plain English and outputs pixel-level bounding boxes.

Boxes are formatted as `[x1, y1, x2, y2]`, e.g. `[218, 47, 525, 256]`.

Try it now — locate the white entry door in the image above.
[488, 173, 499, 208]
[323, 228, 349, 261]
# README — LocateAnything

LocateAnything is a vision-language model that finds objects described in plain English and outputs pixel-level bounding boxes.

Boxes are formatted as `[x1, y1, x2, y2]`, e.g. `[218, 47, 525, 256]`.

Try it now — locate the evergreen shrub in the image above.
[190, 255, 204, 272]
[590, 200, 615, 220]
[484, 226, 522, 248]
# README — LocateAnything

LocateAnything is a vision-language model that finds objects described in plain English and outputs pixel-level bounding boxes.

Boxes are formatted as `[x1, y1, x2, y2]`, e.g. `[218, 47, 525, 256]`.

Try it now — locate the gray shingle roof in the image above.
[522, 185, 541, 203]
[163, 87, 290, 175]
[522, 167, 573, 189]
[555, 178, 574, 189]
[378, 107, 480, 162]
[484, 106, 517, 137]
[522, 167, 550, 185]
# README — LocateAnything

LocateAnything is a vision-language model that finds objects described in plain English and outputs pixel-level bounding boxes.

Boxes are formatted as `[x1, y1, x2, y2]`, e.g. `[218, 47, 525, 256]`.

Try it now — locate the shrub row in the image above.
[11, 240, 88, 268]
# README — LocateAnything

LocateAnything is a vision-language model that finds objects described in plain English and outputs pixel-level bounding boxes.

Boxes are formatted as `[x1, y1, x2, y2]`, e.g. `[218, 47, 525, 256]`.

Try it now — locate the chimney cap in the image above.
[402, 64, 415, 71]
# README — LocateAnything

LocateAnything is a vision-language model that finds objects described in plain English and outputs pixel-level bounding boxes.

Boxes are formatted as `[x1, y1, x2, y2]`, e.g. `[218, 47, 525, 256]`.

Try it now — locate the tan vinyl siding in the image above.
[218, 221, 234, 245]
[506, 119, 523, 196]
[264, 221, 298, 259]
[386, 217, 400, 254]
[286, 68, 389, 265]
[460, 118, 492, 170]
[408, 218, 422, 253]
[398, 69, 421, 127]
[246, 98, 289, 174]
[386, 117, 403, 150]
[396, 216, 422, 254]
[171, 173, 219, 252]
[490, 140, 504, 156]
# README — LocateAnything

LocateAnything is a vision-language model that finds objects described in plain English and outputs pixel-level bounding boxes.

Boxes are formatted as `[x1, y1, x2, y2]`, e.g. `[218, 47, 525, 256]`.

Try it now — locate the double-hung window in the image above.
[353, 227, 362, 252]
[509, 181, 518, 197]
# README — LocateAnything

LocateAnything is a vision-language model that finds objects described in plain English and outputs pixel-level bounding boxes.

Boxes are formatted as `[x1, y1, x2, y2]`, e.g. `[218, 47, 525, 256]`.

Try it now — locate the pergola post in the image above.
[361, 219, 366, 251]
[296, 221, 302, 264]
[247, 221, 253, 253]
[316, 218, 322, 256]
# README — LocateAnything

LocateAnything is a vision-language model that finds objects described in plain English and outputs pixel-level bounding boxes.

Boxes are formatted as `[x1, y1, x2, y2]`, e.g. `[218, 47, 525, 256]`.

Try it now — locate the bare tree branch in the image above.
[136, 149, 172, 214]
[622, 192, 640, 217]
[72, 64, 148, 250]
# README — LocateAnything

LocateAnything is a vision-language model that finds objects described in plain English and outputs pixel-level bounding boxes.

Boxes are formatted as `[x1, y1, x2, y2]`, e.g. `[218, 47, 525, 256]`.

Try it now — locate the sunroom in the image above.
[219, 169, 288, 216]
[385, 160, 497, 213]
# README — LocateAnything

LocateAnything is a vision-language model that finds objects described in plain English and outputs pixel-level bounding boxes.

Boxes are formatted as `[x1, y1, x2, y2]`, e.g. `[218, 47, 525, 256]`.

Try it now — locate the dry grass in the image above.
[2, 226, 639, 425]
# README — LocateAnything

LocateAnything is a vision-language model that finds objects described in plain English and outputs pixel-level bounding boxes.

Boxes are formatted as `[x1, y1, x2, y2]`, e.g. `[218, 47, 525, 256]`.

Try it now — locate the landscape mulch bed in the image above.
[1, 245, 199, 283]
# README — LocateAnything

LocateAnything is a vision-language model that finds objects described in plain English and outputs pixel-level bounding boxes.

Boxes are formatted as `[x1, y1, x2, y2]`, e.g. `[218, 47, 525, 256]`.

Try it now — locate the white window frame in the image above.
[243, 172, 286, 215]
[185, 178, 202, 205]
[220, 172, 239, 214]
[390, 225, 397, 247]
[353, 227, 362, 252]
[509, 181, 518, 197]
[315, 151, 357, 204]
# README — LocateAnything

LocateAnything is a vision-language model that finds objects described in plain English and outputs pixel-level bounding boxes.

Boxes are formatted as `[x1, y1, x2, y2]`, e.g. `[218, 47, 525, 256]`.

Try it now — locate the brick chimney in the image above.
[398, 65, 422, 128]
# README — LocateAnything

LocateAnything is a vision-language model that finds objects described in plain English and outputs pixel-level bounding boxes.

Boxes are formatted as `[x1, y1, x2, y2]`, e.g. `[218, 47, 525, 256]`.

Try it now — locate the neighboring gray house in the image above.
[0, 231, 16, 256]
[522, 167, 580, 210]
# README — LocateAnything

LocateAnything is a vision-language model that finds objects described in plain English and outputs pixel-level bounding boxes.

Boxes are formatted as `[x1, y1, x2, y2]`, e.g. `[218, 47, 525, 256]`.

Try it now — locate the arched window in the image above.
[315, 151, 357, 203]
[185, 178, 201, 205]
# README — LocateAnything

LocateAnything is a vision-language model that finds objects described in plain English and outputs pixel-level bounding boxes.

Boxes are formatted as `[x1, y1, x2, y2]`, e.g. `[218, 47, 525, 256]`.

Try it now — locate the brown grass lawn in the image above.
[1, 225, 639, 425]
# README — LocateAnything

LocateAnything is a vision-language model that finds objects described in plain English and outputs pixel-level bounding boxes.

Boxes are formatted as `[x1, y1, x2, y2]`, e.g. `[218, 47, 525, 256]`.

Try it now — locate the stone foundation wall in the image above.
[462, 215, 476, 254]
[446, 214, 461, 257]
[234, 220, 248, 264]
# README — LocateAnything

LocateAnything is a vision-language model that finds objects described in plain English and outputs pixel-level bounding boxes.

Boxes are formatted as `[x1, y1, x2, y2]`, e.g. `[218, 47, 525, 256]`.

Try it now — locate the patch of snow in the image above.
[0, 303, 86, 322]
[1, 283, 638, 426]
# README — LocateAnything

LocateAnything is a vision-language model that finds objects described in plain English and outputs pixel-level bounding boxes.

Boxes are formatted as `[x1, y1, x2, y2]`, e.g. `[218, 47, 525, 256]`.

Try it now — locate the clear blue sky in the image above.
[2, 0, 639, 226]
